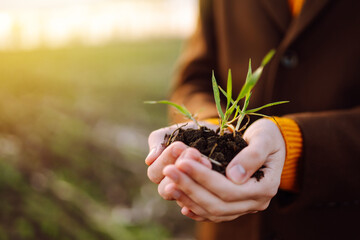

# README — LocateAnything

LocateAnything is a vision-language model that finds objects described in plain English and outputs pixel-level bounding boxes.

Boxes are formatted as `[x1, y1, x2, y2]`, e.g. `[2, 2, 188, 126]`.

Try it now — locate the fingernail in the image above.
[145, 147, 157, 165]
[228, 164, 246, 184]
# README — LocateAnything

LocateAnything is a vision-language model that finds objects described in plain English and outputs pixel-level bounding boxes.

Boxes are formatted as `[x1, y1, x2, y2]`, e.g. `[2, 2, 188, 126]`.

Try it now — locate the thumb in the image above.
[226, 141, 267, 184]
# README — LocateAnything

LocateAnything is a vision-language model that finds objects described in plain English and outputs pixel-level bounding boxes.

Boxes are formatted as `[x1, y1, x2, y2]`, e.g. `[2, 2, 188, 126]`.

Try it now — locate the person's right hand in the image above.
[145, 122, 213, 200]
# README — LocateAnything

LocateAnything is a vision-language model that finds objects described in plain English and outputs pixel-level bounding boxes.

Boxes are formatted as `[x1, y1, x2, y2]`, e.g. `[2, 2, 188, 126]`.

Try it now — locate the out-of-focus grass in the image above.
[0, 40, 195, 240]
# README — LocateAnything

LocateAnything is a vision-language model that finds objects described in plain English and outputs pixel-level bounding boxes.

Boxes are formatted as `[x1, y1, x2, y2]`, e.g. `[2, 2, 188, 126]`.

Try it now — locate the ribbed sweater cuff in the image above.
[269, 117, 303, 192]
[204, 118, 220, 125]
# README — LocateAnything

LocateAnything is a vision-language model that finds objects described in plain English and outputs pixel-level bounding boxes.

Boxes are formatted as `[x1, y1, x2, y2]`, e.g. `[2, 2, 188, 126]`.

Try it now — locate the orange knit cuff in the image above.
[204, 118, 220, 125]
[269, 117, 303, 192]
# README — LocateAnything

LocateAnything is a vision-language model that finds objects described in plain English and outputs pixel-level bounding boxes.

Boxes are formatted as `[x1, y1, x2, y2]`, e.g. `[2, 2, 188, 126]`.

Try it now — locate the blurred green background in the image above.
[0, 0, 200, 239]
[0, 38, 198, 240]
[0, 0, 202, 238]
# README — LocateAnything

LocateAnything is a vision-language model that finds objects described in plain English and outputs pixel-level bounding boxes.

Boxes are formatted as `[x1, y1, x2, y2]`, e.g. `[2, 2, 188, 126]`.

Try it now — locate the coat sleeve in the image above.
[285, 106, 360, 206]
[169, 0, 218, 123]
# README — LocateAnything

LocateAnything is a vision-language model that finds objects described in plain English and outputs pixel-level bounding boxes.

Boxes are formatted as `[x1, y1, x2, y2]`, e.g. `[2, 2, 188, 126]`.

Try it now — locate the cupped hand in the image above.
[162, 118, 286, 222]
[145, 121, 213, 199]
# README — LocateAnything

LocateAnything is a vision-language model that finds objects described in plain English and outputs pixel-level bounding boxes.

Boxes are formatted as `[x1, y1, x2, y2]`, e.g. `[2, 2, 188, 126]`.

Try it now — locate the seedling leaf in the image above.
[226, 69, 232, 109]
[144, 100, 192, 119]
[246, 101, 289, 113]
[247, 112, 270, 118]
[212, 71, 224, 120]
[261, 49, 276, 67]
[246, 59, 252, 83]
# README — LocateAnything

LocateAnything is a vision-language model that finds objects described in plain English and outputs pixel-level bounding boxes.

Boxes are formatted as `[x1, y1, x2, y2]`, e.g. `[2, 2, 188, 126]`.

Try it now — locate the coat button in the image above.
[281, 50, 298, 68]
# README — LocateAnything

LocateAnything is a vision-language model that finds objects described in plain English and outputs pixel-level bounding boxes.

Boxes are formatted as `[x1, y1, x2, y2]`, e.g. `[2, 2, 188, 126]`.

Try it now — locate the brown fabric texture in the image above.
[169, 0, 360, 239]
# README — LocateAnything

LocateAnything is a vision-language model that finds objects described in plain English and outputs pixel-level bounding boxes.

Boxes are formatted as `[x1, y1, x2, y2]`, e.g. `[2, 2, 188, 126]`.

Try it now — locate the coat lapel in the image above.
[280, 0, 332, 48]
[260, 0, 292, 33]
[260, 0, 332, 103]
[260, 0, 332, 47]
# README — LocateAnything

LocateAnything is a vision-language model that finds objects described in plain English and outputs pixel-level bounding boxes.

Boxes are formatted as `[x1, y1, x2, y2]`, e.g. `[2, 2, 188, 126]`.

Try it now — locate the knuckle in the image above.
[267, 187, 278, 198]
[262, 180, 279, 198]
[272, 177, 281, 189]
[258, 201, 270, 211]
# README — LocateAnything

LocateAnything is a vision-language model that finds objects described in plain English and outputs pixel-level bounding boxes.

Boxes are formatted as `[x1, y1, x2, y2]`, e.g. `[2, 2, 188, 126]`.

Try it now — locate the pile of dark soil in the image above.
[164, 126, 264, 181]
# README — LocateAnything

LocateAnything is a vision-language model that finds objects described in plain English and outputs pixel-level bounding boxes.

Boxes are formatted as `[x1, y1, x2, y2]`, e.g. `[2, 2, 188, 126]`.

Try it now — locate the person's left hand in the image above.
[162, 118, 286, 222]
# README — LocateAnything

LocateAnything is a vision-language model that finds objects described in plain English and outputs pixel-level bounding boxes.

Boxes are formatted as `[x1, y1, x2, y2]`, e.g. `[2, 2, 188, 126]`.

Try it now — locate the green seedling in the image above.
[146, 50, 288, 136]
[215, 49, 288, 135]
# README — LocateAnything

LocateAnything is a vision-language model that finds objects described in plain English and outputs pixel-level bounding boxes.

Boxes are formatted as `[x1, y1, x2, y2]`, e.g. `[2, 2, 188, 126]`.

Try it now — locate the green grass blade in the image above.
[219, 86, 242, 120]
[220, 85, 242, 117]
[237, 59, 257, 101]
[144, 100, 192, 119]
[224, 100, 238, 120]
[219, 86, 237, 106]
[226, 69, 232, 109]
[261, 49, 276, 66]
[250, 66, 263, 85]
[237, 68, 261, 101]
[245, 59, 252, 83]
[212, 71, 224, 119]
[243, 92, 252, 111]
[245, 101, 289, 113]
[236, 51, 275, 102]
[219, 86, 228, 99]
[247, 112, 270, 118]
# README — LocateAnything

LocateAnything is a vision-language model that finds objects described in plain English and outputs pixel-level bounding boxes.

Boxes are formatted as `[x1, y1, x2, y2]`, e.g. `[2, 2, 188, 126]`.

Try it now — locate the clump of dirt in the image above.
[164, 126, 264, 181]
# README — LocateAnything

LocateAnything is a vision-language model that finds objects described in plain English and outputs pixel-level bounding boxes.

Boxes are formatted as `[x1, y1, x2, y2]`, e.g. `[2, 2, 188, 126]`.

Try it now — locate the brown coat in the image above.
[170, 0, 360, 239]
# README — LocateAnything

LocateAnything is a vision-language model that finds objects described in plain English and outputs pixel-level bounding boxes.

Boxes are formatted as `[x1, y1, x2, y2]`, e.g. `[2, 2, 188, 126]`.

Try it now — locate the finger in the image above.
[181, 207, 206, 221]
[164, 165, 257, 216]
[178, 147, 212, 169]
[226, 137, 271, 184]
[175, 159, 250, 201]
[229, 167, 280, 202]
[164, 182, 213, 220]
[146, 122, 202, 165]
[158, 148, 212, 194]
[158, 177, 176, 200]
[147, 142, 187, 184]
[165, 183, 210, 217]
[146, 126, 177, 165]
[175, 189, 253, 221]
[182, 207, 249, 223]
[163, 165, 222, 210]
[175, 154, 278, 211]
